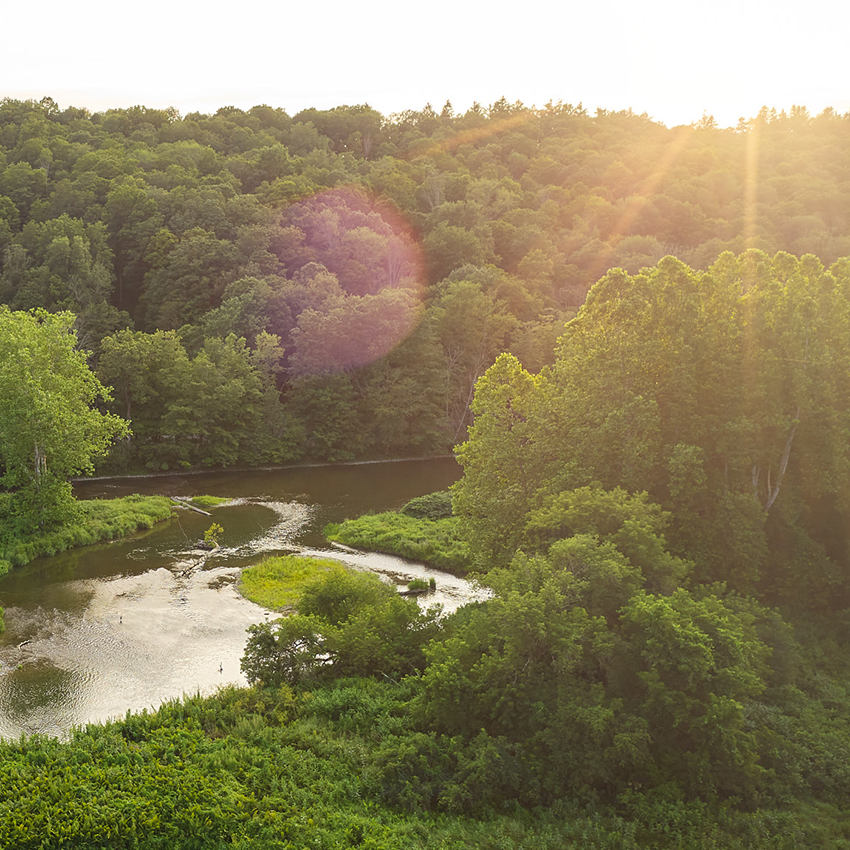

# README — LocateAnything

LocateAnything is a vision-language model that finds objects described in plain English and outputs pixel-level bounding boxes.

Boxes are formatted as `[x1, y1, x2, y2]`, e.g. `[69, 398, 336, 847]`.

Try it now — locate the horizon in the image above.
[3, 0, 848, 133]
[3, 91, 846, 132]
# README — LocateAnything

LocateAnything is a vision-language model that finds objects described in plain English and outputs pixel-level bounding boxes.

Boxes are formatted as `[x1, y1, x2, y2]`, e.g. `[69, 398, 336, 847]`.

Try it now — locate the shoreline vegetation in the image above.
[0, 494, 175, 576]
[0, 492, 231, 590]
[324, 490, 471, 574]
[0, 680, 814, 850]
[324, 513, 469, 574]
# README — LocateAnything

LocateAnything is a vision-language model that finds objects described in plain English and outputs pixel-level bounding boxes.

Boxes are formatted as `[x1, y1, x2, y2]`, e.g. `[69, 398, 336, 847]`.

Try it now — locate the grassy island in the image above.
[323, 491, 470, 574]
[238, 554, 347, 610]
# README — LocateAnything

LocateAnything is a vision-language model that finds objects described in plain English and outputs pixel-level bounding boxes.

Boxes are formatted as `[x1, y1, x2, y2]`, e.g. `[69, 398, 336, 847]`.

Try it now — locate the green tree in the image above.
[453, 352, 541, 569]
[0, 308, 128, 531]
[430, 280, 516, 443]
[242, 568, 441, 685]
[97, 329, 191, 469]
[417, 532, 773, 803]
[455, 252, 850, 603]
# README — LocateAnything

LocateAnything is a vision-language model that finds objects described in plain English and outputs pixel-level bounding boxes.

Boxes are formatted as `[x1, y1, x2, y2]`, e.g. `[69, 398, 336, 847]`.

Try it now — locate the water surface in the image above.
[0, 459, 477, 738]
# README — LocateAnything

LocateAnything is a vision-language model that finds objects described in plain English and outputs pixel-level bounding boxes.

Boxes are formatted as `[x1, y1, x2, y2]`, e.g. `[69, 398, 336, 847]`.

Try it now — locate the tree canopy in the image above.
[454, 250, 850, 608]
[3, 96, 850, 469]
[0, 308, 128, 532]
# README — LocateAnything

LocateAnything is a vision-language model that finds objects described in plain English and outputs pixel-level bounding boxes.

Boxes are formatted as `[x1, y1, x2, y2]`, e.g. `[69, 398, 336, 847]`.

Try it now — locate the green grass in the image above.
[325, 512, 470, 574]
[0, 495, 175, 570]
[189, 495, 231, 508]
[239, 554, 347, 610]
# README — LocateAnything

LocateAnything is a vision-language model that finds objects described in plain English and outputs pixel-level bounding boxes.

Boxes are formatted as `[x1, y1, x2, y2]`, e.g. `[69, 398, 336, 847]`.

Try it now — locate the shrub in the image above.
[400, 491, 454, 520]
[324, 513, 470, 573]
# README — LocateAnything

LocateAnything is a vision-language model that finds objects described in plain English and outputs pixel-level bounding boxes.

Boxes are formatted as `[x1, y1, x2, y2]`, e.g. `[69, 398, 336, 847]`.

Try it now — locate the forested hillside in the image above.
[1, 97, 849, 469]
[4, 95, 850, 847]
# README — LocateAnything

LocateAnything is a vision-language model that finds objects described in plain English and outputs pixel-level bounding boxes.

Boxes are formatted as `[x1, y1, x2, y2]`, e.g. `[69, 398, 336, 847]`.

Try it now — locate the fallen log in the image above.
[169, 497, 212, 517]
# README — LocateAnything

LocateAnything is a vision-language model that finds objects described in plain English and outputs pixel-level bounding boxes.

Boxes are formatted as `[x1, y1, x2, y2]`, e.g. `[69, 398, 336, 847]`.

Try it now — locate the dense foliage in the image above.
[5, 94, 850, 844]
[454, 251, 850, 609]
[0, 307, 128, 533]
[242, 567, 441, 687]
[399, 490, 454, 520]
[5, 680, 840, 850]
[438, 251, 850, 812]
[2, 97, 849, 469]
[324, 511, 469, 572]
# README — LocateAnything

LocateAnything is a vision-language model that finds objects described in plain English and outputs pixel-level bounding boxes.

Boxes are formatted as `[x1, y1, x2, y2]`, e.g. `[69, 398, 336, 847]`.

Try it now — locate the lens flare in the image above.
[275, 186, 427, 374]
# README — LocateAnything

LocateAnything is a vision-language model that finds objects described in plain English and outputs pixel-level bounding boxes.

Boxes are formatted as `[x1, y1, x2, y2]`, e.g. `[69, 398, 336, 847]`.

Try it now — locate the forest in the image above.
[2, 96, 850, 847]
[1, 97, 849, 471]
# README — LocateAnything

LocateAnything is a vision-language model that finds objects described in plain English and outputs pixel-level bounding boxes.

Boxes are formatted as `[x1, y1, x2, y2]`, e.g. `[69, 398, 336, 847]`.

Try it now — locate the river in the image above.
[0, 458, 479, 740]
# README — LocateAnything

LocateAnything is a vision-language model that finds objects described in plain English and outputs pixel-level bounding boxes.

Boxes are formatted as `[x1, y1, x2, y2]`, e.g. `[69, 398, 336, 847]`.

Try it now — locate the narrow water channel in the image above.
[0, 459, 480, 739]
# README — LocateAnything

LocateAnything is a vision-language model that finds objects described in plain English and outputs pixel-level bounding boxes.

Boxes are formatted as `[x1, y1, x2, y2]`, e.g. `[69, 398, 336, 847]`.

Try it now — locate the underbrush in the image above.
[0, 678, 842, 849]
[0, 494, 174, 569]
[324, 512, 470, 574]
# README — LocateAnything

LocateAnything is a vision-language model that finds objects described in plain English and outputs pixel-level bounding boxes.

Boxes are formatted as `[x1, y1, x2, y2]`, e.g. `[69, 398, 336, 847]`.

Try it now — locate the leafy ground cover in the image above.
[238, 554, 347, 611]
[0, 494, 174, 573]
[324, 513, 470, 573]
[0, 679, 841, 850]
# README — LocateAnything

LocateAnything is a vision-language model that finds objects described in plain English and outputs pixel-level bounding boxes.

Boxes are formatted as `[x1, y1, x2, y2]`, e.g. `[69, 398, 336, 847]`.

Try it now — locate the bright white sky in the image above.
[3, 0, 848, 128]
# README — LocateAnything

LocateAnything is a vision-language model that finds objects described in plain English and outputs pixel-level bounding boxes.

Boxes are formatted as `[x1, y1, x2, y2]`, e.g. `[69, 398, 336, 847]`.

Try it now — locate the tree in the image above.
[97, 329, 191, 469]
[455, 252, 850, 603]
[430, 281, 516, 443]
[453, 352, 541, 569]
[417, 529, 773, 803]
[0, 308, 129, 531]
[241, 567, 441, 685]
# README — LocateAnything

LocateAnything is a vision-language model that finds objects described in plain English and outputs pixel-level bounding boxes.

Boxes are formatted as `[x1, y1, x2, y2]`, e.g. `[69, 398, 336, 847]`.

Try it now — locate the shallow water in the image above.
[0, 458, 481, 739]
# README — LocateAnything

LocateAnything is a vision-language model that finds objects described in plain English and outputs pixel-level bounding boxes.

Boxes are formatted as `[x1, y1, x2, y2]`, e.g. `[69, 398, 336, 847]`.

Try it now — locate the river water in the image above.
[0, 458, 479, 739]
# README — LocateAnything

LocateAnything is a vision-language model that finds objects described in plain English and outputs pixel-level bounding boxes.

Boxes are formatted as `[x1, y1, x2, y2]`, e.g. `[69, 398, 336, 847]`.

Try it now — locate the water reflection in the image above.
[0, 459, 471, 739]
[0, 659, 79, 738]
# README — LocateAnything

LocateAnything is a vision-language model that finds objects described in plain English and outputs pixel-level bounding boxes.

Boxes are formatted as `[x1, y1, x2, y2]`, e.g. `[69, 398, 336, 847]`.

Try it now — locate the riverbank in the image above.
[0, 494, 175, 573]
[79, 454, 458, 483]
[324, 512, 470, 574]
[0, 460, 468, 738]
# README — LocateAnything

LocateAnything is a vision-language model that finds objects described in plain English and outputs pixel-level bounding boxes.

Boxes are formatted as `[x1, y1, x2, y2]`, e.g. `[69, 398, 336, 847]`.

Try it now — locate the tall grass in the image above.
[189, 495, 230, 508]
[0, 495, 174, 570]
[325, 512, 470, 574]
[238, 555, 346, 610]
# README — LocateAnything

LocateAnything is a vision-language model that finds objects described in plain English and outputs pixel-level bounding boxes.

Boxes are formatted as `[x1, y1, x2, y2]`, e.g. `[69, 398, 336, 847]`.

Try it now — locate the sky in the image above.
[3, 0, 848, 128]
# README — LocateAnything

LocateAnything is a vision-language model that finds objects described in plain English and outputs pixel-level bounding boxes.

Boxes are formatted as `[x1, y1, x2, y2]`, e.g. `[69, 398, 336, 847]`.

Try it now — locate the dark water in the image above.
[0, 458, 477, 739]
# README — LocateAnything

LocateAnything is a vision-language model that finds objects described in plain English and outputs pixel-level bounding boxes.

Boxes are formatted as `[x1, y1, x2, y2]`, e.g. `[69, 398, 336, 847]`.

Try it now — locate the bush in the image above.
[324, 513, 470, 573]
[400, 491, 454, 520]
[242, 567, 443, 685]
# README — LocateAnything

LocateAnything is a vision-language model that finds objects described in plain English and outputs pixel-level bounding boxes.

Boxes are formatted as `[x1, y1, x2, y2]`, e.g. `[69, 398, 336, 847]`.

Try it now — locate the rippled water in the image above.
[0, 459, 480, 739]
